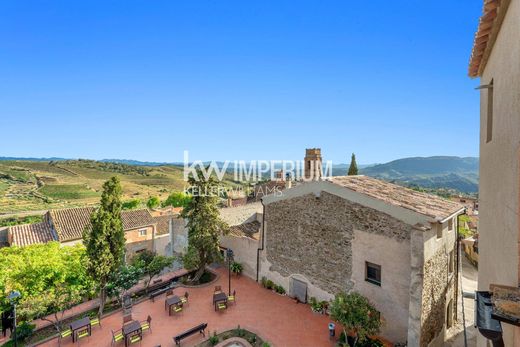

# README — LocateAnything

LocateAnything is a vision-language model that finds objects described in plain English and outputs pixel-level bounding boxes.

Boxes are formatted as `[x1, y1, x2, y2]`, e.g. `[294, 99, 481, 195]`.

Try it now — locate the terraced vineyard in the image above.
[0, 160, 242, 215]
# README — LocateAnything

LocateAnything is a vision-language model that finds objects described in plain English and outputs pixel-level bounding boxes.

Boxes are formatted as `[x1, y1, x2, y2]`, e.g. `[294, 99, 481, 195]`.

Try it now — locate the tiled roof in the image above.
[330, 176, 464, 220]
[469, 0, 511, 77]
[152, 215, 172, 235]
[229, 220, 261, 240]
[9, 222, 57, 247]
[121, 209, 156, 230]
[50, 207, 156, 242]
[50, 207, 95, 242]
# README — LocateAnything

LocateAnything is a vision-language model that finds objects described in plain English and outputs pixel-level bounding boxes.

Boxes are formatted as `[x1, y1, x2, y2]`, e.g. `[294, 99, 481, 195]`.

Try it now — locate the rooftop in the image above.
[229, 220, 261, 240]
[469, 0, 511, 77]
[329, 175, 464, 220]
[9, 222, 55, 247]
[45, 207, 156, 242]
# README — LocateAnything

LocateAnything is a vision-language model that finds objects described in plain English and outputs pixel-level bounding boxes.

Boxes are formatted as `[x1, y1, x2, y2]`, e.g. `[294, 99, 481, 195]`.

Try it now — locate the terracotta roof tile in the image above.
[50, 207, 156, 242]
[229, 220, 261, 240]
[469, 0, 511, 77]
[152, 215, 173, 236]
[330, 176, 464, 220]
[9, 222, 56, 247]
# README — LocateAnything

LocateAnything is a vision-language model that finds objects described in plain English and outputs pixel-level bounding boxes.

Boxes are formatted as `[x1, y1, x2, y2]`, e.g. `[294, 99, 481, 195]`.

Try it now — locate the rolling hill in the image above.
[0, 159, 242, 214]
[360, 156, 479, 193]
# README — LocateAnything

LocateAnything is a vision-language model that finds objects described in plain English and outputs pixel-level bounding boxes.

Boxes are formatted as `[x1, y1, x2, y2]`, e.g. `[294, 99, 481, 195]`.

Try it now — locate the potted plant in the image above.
[230, 261, 243, 277]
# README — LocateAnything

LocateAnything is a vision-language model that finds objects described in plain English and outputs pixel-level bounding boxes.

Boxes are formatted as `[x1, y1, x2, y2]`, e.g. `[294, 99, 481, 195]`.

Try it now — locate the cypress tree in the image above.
[83, 176, 126, 316]
[182, 168, 229, 282]
[348, 153, 359, 176]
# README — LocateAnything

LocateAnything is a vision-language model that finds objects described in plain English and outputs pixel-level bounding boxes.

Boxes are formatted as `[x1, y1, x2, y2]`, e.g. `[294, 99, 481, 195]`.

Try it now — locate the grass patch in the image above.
[0, 215, 43, 227]
[39, 184, 100, 200]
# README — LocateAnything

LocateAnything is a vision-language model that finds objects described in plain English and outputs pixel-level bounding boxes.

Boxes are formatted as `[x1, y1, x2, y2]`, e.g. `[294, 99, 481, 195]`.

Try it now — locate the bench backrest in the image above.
[174, 323, 207, 340]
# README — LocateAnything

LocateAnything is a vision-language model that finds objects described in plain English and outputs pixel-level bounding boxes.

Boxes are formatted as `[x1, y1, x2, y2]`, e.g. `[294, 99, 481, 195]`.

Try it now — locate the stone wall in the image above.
[264, 191, 413, 300]
[420, 248, 456, 347]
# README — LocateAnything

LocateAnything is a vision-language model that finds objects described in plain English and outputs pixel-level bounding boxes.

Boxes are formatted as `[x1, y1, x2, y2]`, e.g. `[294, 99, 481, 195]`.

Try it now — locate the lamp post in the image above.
[8, 290, 21, 347]
[226, 248, 234, 296]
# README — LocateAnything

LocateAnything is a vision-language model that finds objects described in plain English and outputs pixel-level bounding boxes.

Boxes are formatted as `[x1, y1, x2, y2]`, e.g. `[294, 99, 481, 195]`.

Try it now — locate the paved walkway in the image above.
[38, 267, 350, 347]
[446, 253, 478, 347]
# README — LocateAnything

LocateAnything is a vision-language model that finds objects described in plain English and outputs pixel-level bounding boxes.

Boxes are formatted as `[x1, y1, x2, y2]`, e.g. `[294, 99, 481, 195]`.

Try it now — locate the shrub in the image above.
[236, 324, 245, 337]
[122, 198, 141, 210]
[265, 279, 274, 290]
[261, 342, 271, 347]
[230, 261, 243, 275]
[146, 196, 160, 209]
[15, 322, 35, 342]
[209, 331, 219, 345]
[261, 276, 268, 288]
[275, 284, 286, 294]
[309, 297, 323, 312]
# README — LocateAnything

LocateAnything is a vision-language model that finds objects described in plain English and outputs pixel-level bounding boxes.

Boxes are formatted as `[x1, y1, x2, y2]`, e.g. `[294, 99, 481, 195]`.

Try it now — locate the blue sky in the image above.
[0, 1, 482, 164]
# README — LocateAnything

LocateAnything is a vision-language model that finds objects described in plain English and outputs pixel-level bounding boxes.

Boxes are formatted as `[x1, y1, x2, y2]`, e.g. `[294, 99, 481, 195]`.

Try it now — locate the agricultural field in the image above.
[0, 160, 243, 215]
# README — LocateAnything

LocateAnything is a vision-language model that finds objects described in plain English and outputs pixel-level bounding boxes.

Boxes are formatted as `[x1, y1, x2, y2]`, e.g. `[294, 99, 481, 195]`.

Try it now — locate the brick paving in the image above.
[38, 267, 342, 347]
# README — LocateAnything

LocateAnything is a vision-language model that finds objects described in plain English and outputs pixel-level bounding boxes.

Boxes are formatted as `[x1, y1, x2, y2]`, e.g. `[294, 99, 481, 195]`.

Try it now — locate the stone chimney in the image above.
[304, 148, 322, 180]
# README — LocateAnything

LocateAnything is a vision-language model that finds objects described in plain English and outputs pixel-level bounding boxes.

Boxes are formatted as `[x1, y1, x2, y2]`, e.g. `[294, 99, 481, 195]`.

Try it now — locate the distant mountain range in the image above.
[0, 155, 479, 193]
[359, 156, 479, 193]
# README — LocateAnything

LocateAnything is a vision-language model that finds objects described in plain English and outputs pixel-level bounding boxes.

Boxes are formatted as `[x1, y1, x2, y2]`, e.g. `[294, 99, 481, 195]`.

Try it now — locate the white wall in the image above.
[351, 230, 411, 343]
[477, 0, 520, 345]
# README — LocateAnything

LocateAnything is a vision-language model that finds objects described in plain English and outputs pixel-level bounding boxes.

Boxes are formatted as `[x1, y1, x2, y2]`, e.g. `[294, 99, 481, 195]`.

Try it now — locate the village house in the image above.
[213, 149, 466, 345]
[469, 0, 520, 346]
[6, 207, 174, 259]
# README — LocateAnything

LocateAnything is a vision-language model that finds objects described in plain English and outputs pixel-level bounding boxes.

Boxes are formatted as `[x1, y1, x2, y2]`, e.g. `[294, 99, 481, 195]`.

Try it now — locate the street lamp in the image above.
[8, 290, 21, 347]
[226, 248, 234, 296]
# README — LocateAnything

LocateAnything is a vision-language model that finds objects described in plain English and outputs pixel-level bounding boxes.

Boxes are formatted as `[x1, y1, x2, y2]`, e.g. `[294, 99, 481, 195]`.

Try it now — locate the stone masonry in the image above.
[264, 191, 413, 294]
[420, 248, 455, 347]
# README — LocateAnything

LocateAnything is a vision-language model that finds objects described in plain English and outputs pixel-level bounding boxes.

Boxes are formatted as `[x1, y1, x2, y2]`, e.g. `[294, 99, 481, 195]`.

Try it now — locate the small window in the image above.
[138, 228, 147, 237]
[365, 262, 381, 286]
[437, 225, 443, 239]
[448, 250, 454, 274]
[486, 79, 494, 143]
[448, 219, 453, 231]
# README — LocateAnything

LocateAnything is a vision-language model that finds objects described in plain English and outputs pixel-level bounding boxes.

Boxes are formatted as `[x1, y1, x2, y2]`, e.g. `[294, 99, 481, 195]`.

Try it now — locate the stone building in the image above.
[469, 0, 520, 345]
[257, 176, 464, 345]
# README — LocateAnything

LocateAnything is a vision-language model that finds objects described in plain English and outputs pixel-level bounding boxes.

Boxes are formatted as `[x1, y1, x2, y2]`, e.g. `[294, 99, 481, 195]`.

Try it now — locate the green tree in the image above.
[83, 176, 126, 316]
[162, 192, 192, 208]
[330, 292, 381, 346]
[0, 243, 93, 331]
[106, 264, 143, 307]
[122, 198, 141, 210]
[131, 251, 173, 290]
[146, 196, 160, 209]
[348, 153, 358, 176]
[182, 169, 229, 282]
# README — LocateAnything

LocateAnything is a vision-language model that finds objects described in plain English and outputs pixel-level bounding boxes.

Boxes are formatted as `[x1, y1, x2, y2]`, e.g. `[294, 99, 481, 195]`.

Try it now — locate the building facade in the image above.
[258, 177, 464, 345]
[469, 0, 520, 345]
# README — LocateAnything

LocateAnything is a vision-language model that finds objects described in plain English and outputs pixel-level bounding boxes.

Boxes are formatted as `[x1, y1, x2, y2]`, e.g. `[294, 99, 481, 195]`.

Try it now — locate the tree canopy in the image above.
[146, 196, 160, 209]
[348, 153, 358, 176]
[131, 250, 174, 289]
[83, 176, 126, 316]
[162, 192, 192, 208]
[0, 242, 94, 327]
[330, 291, 381, 346]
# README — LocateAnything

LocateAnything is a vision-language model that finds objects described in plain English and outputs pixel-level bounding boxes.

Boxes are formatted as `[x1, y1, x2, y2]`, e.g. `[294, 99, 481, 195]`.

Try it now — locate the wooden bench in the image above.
[173, 323, 207, 346]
